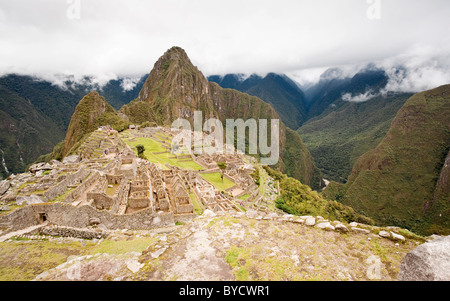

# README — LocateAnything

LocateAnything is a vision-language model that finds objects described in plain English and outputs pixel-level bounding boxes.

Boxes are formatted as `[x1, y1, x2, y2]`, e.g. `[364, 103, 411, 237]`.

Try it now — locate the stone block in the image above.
[398, 236, 450, 281]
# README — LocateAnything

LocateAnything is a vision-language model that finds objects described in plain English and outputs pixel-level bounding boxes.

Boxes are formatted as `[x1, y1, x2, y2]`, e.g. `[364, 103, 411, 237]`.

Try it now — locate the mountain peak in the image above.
[164, 46, 189, 58]
[155, 46, 194, 71]
[135, 46, 211, 120]
[61, 91, 127, 157]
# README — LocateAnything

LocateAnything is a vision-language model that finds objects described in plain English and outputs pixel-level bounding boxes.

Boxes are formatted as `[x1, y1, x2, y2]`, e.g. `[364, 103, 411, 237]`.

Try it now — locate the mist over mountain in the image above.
[1, 58, 442, 182]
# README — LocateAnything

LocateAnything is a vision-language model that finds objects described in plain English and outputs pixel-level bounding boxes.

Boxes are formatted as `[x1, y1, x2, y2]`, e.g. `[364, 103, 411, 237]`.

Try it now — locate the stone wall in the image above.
[39, 225, 107, 240]
[0, 205, 39, 232]
[43, 168, 90, 201]
[88, 192, 113, 210]
[111, 181, 130, 213]
[106, 174, 123, 185]
[64, 172, 101, 204]
[174, 213, 197, 224]
[176, 204, 194, 214]
[128, 196, 150, 209]
[0, 203, 176, 234]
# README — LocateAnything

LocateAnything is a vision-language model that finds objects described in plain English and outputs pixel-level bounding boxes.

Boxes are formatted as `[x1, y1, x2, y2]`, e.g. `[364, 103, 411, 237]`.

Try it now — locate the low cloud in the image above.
[120, 77, 142, 91]
[0, 0, 449, 94]
[382, 63, 450, 93]
[377, 43, 450, 93]
[342, 90, 379, 103]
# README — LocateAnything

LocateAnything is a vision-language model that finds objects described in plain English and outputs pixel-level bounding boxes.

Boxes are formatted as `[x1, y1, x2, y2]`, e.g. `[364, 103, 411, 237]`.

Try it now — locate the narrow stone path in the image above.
[0, 221, 48, 242]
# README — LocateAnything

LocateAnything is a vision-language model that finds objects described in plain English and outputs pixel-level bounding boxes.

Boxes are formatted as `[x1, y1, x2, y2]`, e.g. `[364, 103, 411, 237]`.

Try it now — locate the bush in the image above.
[265, 165, 374, 224]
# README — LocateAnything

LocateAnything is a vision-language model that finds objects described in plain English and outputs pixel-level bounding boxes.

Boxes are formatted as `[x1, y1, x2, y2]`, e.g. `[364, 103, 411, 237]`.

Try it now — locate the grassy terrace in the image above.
[238, 194, 250, 201]
[122, 136, 204, 171]
[199, 172, 236, 191]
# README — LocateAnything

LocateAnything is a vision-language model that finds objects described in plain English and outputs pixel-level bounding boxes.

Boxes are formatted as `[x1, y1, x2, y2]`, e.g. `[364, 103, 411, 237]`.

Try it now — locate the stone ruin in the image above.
[0, 126, 271, 239]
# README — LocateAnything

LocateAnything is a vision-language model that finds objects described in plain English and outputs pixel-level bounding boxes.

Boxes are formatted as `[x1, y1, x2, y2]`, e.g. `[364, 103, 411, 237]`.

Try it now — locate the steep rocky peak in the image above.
[137, 46, 210, 103]
[160, 46, 192, 65]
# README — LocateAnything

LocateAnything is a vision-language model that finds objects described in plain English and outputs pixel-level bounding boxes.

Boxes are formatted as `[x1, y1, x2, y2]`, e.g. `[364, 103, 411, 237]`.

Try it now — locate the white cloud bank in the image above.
[0, 0, 449, 92]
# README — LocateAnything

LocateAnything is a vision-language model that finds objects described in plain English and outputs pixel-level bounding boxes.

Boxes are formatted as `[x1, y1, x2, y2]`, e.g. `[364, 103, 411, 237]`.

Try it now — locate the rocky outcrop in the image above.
[0, 180, 10, 196]
[15, 195, 46, 206]
[398, 236, 450, 281]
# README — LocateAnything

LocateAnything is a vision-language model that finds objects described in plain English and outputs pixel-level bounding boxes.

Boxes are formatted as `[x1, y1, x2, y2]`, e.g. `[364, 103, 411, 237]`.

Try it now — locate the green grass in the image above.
[123, 137, 204, 171]
[0, 240, 87, 281]
[53, 188, 74, 202]
[238, 194, 250, 201]
[106, 184, 119, 197]
[199, 172, 236, 191]
[0, 235, 157, 281]
[88, 237, 157, 255]
[189, 192, 204, 215]
[155, 132, 171, 140]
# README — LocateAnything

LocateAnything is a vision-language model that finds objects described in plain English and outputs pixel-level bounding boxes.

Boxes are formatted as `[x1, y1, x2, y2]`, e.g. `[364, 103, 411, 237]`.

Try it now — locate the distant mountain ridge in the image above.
[305, 68, 389, 120]
[208, 73, 308, 129]
[210, 67, 401, 184]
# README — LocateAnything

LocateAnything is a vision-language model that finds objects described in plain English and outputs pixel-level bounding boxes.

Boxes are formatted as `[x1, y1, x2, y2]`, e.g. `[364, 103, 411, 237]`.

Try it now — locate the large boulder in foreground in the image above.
[398, 236, 450, 281]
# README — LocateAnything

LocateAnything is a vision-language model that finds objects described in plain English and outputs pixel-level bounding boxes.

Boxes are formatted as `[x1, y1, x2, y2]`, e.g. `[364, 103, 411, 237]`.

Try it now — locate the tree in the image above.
[217, 162, 226, 182]
[136, 144, 145, 157]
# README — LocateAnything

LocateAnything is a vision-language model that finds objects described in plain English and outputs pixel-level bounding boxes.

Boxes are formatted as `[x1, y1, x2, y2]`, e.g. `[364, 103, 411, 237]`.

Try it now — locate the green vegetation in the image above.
[106, 184, 119, 197]
[189, 192, 204, 215]
[61, 91, 130, 157]
[250, 167, 260, 186]
[136, 144, 147, 159]
[281, 128, 323, 190]
[324, 85, 450, 235]
[217, 162, 226, 170]
[264, 166, 373, 224]
[217, 162, 226, 182]
[209, 73, 308, 129]
[0, 86, 65, 179]
[200, 172, 236, 191]
[0, 235, 156, 281]
[53, 188, 74, 203]
[123, 136, 204, 170]
[87, 237, 157, 255]
[238, 194, 250, 201]
[0, 239, 87, 281]
[0, 73, 145, 178]
[297, 93, 412, 183]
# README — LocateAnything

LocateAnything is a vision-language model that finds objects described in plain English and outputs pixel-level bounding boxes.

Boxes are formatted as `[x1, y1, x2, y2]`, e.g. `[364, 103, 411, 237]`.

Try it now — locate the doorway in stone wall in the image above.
[38, 213, 47, 224]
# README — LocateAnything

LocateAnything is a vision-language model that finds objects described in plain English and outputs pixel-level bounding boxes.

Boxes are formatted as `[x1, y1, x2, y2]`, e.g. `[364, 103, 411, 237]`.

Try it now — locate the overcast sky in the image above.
[1, 0, 450, 91]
